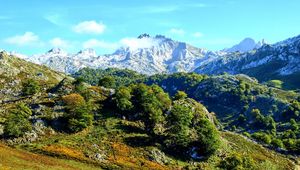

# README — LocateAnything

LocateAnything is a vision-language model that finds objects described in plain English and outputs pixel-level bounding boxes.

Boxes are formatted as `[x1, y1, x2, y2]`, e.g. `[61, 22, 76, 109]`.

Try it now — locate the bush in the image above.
[173, 91, 187, 100]
[22, 79, 40, 96]
[194, 118, 221, 156]
[62, 93, 93, 133]
[67, 105, 93, 132]
[252, 132, 272, 144]
[115, 86, 133, 112]
[62, 93, 86, 110]
[98, 76, 116, 88]
[165, 103, 194, 150]
[4, 103, 32, 137]
[219, 153, 255, 170]
[265, 80, 283, 89]
[271, 139, 284, 148]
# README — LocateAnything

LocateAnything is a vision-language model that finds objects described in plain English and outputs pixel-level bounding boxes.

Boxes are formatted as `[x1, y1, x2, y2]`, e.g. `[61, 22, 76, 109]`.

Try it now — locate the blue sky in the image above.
[1, 0, 300, 55]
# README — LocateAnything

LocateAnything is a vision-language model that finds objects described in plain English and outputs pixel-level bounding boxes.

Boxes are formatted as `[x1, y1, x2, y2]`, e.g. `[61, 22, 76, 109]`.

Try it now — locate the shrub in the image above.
[62, 93, 93, 133]
[115, 86, 133, 112]
[271, 139, 284, 148]
[265, 80, 283, 89]
[194, 118, 221, 155]
[165, 103, 194, 150]
[219, 153, 255, 170]
[173, 91, 187, 100]
[62, 93, 85, 110]
[252, 132, 272, 144]
[98, 76, 116, 88]
[22, 79, 40, 96]
[4, 103, 32, 137]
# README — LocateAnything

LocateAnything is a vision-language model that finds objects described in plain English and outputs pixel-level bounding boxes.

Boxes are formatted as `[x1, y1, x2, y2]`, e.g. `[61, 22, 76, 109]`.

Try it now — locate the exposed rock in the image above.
[147, 147, 171, 165]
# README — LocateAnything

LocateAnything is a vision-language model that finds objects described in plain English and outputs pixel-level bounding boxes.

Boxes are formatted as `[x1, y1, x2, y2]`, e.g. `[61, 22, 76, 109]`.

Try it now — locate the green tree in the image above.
[98, 76, 116, 88]
[73, 77, 86, 93]
[129, 84, 171, 135]
[62, 93, 93, 133]
[4, 103, 32, 137]
[115, 86, 133, 112]
[173, 91, 188, 100]
[165, 103, 194, 150]
[67, 105, 93, 132]
[22, 79, 40, 96]
[194, 118, 221, 155]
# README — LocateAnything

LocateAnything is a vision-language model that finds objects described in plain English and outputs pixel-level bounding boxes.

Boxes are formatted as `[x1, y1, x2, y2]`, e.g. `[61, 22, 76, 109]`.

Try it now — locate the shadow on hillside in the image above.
[115, 123, 145, 134]
[124, 136, 154, 147]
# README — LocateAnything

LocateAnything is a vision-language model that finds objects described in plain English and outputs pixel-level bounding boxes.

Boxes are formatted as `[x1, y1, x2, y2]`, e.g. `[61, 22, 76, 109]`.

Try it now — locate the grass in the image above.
[0, 143, 100, 170]
[9, 113, 296, 170]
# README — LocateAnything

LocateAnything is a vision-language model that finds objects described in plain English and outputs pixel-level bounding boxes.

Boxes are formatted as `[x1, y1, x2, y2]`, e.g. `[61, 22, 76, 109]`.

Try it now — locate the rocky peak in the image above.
[137, 33, 150, 39]
[223, 37, 264, 53]
[77, 48, 97, 56]
[47, 48, 65, 54]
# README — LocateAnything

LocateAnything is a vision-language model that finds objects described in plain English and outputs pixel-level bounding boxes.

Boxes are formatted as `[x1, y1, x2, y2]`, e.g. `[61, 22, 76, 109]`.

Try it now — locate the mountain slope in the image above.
[195, 34, 300, 89]
[0, 51, 66, 101]
[0, 143, 99, 170]
[223, 38, 265, 53]
[24, 35, 222, 75]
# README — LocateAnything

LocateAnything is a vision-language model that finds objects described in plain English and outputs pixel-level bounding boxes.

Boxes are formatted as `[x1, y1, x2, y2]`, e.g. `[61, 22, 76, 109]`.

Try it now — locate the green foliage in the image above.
[194, 118, 221, 155]
[271, 139, 284, 148]
[98, 76, 116, 88]
[290, 118, 299, 131]
[74, 67, 145, 87]
[173, 91, 188, 100]
[62, 93, 93, 133]
[4, 103, 32, 137]
[115, 86, 133, 112]
[130, 84, 171, 135]
[67, 105, 93, 133]
[73, 77, 86, 93]
[252, 132, 272, 144]
[165, 103, 194, 149]
[22, 79, 40, 96]
[219, 153, 255, 170]
[265, 80, 283, 89]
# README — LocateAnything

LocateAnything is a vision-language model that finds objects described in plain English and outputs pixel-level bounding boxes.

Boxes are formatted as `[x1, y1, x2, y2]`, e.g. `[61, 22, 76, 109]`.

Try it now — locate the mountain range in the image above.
[8, 34, 300, 89]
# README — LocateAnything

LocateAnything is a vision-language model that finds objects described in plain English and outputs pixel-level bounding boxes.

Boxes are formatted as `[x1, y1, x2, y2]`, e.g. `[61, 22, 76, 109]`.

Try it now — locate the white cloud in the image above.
[120, 37, 159, 50]
[49, 37, 70, 48]
[73, 21, 106, 34]
[4, 32, 40, 46]
[169, 28, 185, 36]
[193, 32, 204, 38]
[83, 39, 118, 50]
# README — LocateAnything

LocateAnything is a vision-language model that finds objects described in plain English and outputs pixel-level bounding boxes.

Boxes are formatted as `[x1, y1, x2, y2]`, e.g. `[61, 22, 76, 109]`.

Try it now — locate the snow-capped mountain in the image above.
[23, 35, 222, 75]
[223, 38, 266, 53]
[11, 33, 300, 88]
[195, 34, 300, 89]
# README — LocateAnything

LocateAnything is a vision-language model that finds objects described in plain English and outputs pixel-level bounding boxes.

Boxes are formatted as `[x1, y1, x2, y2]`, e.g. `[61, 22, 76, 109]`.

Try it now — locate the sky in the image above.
[0, 0, 300, 55]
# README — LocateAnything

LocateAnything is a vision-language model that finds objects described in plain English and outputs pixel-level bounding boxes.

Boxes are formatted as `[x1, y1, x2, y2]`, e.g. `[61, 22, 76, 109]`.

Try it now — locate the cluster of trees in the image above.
[115, 84, 220, 157]
[73, 67, 145, 87]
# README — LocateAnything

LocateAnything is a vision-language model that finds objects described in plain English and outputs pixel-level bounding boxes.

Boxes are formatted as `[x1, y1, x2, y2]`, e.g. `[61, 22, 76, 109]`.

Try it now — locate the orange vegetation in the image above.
[0, 143, 97, 170]
[42, 144, 86, 161]
[108, 142, 169, 170]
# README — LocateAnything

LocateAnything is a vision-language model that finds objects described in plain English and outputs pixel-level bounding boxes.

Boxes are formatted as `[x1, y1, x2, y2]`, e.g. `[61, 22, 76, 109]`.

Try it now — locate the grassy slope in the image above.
[13, 114, 296, 170]
[0, 143, 99, 170]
